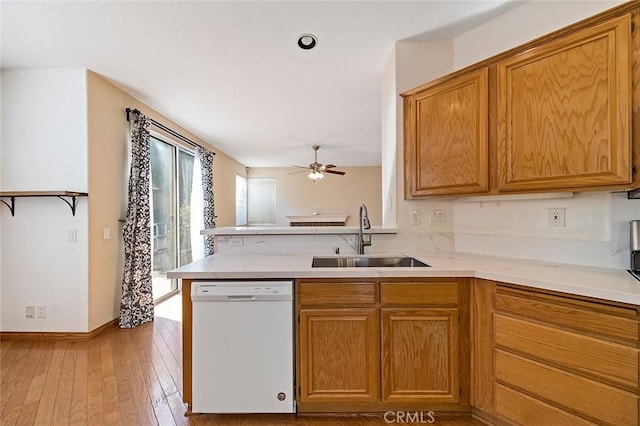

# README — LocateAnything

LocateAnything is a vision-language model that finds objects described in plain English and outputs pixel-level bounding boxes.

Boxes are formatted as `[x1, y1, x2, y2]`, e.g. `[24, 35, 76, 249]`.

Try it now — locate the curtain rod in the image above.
[125, 108, 214, 154]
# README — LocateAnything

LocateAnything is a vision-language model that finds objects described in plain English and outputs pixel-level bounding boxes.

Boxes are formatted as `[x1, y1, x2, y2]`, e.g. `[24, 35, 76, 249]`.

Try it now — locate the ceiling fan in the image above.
[290, 145, 346, 181]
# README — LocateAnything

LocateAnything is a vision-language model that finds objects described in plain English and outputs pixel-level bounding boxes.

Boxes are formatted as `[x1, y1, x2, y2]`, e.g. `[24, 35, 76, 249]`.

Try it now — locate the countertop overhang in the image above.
[167, 252, 640, 305]
[202, 226, 397, 236]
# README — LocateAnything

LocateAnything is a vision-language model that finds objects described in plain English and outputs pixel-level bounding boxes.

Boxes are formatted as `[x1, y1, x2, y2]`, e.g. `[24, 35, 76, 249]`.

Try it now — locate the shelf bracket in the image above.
[56, 195, 80, 216]
[0, 196, 16, 216]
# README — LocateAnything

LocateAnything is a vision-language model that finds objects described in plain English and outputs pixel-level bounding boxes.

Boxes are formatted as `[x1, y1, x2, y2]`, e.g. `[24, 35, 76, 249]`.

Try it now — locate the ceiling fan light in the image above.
[308, 171, 324, 181]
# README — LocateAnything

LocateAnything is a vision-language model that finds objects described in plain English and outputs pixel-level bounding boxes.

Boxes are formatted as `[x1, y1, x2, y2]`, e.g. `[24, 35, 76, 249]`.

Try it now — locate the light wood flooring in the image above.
[1, 295, 484, 425]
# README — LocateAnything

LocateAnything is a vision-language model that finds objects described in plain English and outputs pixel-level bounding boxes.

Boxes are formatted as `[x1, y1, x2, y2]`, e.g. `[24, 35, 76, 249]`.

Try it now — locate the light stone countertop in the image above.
[167, 251, 640, 305]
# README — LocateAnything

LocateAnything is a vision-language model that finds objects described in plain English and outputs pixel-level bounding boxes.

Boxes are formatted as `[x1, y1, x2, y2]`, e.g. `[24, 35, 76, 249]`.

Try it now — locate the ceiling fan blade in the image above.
[291, 165, 309, 169]
[288, 169, 310, 175]
[324, 169, 346, 175]
[324, 164, 337, 169]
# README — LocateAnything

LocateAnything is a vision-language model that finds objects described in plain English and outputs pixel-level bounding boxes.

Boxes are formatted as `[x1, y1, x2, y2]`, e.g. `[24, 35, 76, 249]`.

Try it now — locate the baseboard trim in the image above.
[472, 407, 510, 426]
[0, 318, 119, 341]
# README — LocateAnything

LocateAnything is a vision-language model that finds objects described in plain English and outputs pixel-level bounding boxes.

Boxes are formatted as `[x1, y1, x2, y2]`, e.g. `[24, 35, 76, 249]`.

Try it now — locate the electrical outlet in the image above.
[36, 305, 46, 318]
[410, 210, 421, 226]
[430, 210, 446, 226]
[25, 305, 35, 319]
[548, 208, 566, 227]
[103, 228, 111, 240]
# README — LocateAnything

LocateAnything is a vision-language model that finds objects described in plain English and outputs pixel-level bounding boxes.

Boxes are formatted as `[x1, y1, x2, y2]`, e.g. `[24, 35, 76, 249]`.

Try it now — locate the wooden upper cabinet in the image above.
[404, 68, 489, 197]
[497, 14, 632, 192]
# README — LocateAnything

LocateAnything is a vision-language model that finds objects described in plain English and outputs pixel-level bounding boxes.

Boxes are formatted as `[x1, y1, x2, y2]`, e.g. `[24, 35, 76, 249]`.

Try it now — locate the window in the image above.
[235, 175, 247, 226]
[248, 177, 276, 225]
[150, 135, 195, 301]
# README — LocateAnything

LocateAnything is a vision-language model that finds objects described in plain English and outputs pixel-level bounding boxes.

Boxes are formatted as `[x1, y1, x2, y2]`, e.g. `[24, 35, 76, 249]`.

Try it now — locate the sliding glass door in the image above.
[150, 136, 194, 301]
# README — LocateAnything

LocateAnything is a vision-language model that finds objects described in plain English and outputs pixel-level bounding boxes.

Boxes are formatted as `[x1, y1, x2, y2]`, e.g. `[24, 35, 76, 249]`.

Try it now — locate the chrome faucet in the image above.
[358, 203, 371, 255]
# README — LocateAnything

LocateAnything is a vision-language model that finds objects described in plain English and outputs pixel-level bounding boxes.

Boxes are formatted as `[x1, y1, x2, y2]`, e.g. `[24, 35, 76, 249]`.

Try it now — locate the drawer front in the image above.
[381, 282, 458, 306]
[495, 314, 639, 389]
[495, 349, 639, 425]
[495, 288, 639, 344]
[495, 383, 598, 426]
[298, 282, 376, 305]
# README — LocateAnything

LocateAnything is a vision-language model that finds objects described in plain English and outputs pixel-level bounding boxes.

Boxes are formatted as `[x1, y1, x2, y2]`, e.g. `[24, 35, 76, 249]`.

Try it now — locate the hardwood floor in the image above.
[1, 295, 484, 425]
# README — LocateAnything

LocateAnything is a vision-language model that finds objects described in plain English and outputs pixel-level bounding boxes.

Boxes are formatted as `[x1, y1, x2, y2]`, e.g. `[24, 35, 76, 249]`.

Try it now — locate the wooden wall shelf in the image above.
[0, 191, 88, 216]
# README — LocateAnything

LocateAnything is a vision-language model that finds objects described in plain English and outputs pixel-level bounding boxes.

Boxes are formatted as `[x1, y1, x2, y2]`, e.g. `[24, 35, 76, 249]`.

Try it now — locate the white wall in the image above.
[380, 40, 457, 253]
[1, 68, 89, 331]
[450, 0, 636, 268]
[454, 1, 625, 69]
[381, 44, 397, 228]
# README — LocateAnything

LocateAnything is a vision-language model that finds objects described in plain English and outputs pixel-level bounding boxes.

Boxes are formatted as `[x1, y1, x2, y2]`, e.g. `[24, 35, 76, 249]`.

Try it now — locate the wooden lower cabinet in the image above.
[381, 308, 460, 403]
[472, 281, 640, 426]
[298, 308, 379, 404]
[296, 278, 470, 413]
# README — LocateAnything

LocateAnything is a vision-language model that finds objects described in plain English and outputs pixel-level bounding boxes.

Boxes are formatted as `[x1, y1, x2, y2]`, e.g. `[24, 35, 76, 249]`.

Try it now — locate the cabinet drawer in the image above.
[495, 383, 598, 426]
[495, 314, 639, 389]
[381, 282, 458, 306]
[495, 349, 639, 426]
[298, 282, 376, 305]
[495, 287, 639, 344]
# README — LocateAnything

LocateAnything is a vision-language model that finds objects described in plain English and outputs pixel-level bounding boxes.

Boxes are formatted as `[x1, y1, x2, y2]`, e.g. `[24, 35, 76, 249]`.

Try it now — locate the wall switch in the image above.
[25, 305, 35, 319]
[229, 237, 243, 247]
[548, 208, 566, 227]
[36, 305, 46, 318]
[68, 229, 77, 242]
[103, 228, 111, 240]
[410, 210, 421, 226]
[430, 210, 446, 226]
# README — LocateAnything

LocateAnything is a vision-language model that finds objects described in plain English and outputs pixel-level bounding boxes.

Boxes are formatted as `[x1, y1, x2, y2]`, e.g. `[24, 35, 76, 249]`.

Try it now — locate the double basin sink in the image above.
[312, 256, 430, 268]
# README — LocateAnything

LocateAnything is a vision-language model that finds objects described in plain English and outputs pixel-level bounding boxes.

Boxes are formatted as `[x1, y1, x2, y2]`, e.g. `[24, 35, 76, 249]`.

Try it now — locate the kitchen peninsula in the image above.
[168, 251, 640, 424]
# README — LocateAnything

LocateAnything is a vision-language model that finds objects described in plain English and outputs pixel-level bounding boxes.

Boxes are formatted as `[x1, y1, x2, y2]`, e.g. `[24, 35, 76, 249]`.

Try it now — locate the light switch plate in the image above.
[410, 210, 421, 226]
[430, 210, 446, 226]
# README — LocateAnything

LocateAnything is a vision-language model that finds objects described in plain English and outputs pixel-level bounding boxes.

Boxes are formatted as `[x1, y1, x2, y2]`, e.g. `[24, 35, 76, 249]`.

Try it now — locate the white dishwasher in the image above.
[191, 280, 294, 413]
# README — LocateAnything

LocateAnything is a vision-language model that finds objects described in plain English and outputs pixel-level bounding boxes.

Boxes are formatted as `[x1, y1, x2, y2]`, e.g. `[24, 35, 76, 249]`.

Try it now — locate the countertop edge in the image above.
[202, 226, 398, 236]
[167, 253, 640, 306]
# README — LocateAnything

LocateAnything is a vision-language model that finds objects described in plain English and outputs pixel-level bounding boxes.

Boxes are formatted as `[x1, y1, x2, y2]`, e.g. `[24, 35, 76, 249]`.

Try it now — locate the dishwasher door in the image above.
[191, 281, 294, 413]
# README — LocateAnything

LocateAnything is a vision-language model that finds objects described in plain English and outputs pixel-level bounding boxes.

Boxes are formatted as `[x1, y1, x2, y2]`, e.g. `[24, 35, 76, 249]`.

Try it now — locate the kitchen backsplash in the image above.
[454, 191, 638, 269]
[214, 232, 455, 256]
[214, 192, 639, 270]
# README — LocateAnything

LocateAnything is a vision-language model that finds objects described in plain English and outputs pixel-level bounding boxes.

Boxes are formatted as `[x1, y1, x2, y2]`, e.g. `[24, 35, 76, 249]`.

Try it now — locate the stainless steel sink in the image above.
[311, 256, 430, 268]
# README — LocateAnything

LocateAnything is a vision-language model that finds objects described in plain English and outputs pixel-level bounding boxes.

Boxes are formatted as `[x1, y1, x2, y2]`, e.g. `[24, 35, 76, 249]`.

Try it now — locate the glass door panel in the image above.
[178, 149, 194, 265]
[150, 137, 178, 300]
[150, 136, 196, 301]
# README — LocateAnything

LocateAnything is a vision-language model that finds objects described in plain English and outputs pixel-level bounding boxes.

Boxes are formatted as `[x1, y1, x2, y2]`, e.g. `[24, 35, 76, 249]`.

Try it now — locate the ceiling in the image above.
[1, 1, 521, 168]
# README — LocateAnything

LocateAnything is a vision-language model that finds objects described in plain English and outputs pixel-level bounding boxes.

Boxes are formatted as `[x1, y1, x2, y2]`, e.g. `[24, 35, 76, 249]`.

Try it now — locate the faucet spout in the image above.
[358, 203, 372, 255]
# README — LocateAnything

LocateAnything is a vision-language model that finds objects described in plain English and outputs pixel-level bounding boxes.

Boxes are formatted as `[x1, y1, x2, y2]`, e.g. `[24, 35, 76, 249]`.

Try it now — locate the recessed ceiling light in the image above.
[297, 34, 317, 50]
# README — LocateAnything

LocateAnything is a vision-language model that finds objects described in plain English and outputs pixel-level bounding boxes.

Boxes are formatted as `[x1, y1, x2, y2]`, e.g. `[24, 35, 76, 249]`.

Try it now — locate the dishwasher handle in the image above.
[227, 295, 256, 301]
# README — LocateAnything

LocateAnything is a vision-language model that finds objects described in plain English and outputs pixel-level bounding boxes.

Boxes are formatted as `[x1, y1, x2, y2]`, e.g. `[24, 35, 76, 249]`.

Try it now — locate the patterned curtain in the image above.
[196, 147, 216, 256]
[119, 111, 154, 328]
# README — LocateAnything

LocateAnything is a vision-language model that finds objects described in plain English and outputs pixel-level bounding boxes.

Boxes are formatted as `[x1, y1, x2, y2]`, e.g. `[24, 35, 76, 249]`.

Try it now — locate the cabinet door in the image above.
[381, 308, 460, 403]
[404, 68, 489, 197]
[497, 15, 632, 192]
[298, 308, 379, 404]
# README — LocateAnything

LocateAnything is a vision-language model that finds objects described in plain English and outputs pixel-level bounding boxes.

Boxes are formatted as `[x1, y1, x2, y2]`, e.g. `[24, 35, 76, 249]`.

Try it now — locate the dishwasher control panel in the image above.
[192, 281, 293, 301]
